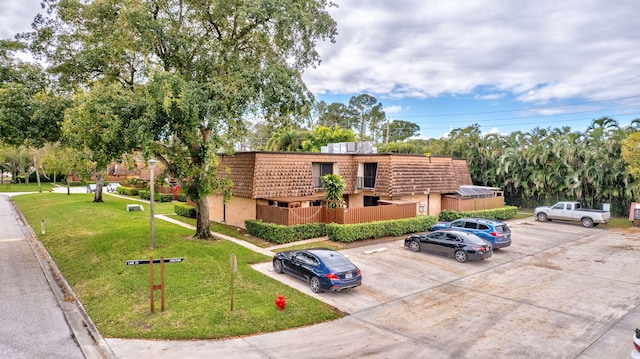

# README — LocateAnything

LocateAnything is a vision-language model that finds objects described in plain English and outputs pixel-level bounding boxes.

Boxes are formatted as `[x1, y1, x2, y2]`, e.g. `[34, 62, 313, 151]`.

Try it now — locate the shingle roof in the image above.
[217, 152, 472, 199]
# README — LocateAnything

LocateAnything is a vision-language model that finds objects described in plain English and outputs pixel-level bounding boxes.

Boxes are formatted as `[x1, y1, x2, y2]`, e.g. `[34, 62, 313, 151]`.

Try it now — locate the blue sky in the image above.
[3, 0, 640, 139]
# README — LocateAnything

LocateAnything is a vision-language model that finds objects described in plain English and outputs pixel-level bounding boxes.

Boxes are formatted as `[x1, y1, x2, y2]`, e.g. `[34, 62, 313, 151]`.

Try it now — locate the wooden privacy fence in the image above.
[256, 202, 417, 226]
[441, 196, 504, 212]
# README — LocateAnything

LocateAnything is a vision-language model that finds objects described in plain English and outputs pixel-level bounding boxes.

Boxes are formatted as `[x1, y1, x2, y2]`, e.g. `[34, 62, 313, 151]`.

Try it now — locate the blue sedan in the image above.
[272, 248, 362, 293]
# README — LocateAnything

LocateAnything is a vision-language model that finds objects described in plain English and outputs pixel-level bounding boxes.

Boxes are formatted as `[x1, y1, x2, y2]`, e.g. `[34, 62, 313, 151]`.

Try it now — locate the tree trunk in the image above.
[94, 171, 105, 202]
[194, 196, 213, 239]
[34, 156, 42, 193]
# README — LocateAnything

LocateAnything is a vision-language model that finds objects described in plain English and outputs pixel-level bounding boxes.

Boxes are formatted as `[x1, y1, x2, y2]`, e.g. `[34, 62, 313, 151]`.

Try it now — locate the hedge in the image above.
[326, 215, 437, 243]
[245, 220, 326, 244]
[117, 186, 140, 196]
[174, 203, 197, 218]
[438, 206, 518, 222]
[139, 190, 172, 202]
[245, 216, 440, 244]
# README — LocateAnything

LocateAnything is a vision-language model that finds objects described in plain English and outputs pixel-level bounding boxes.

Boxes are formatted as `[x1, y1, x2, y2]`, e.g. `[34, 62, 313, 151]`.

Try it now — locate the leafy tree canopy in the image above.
[0, 40, 66, 147]
[25, 0, 337, 238]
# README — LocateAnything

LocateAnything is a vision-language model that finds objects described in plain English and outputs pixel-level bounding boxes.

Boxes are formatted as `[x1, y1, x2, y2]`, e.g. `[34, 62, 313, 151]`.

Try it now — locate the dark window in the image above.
[321, 163, 333, 176]
[464, 221, 478, 229]
[364, 196, 379, 207]
[313, 162, 334, 189]
[478, 224, 490, 230]
[446, 233, 461, 242]
[363, 163, 377, 188]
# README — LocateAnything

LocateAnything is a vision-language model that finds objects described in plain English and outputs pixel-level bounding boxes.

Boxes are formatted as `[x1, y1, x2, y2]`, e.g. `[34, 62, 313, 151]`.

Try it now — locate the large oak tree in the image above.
[27, 0, 337, 238]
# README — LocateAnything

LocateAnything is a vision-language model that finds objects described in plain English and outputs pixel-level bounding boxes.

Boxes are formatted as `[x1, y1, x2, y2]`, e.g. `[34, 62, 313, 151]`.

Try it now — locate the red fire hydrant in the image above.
[275, 295, 286, 311]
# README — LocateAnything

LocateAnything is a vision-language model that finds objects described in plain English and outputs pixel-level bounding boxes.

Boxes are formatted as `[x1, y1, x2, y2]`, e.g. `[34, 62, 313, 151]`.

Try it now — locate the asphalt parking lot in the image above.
[253, 218, 640, 358]
[108, 218, 640, 358]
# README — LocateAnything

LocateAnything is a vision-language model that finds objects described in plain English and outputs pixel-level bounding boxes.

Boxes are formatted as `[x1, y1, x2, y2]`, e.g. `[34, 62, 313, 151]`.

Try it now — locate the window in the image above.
[566, 204, 572, 210]
[552, 203, 564, 210]
[363, 163, 377, 188]
[464, 221, 477, 229]
[446, 233, 461, 242]
[364, 196, 379, 207]
[478, 224, 490, 230]
[312, 162, 334, 189]
[451, 220, 465, 228]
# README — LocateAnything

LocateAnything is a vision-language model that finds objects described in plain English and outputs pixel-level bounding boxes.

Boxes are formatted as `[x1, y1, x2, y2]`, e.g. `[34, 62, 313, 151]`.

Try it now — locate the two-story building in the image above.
[206, 144, 487, 229]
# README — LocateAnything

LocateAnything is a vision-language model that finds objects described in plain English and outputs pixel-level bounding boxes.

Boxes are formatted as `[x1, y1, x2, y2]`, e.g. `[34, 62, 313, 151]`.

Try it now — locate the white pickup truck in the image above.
[534, 201, 610, 228]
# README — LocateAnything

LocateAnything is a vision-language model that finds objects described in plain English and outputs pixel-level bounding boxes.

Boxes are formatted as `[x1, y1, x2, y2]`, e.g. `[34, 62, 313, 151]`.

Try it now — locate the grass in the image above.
[13, 193, 342, 339]
[0, 181, 54, 192]
[607, 216, 632, 228]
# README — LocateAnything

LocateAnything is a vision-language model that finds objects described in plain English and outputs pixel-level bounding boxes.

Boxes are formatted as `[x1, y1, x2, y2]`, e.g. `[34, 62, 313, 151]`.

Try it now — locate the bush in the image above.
[174, 203, 197, 218]
[438, 210, 462, 222]
[177, 193, 187, 202]
[437, 206, 518, 222]
[139, 190, 173, 202]
[245, 220, 326, 244]
[326, 216, 437, 243]
[117, 186, 139, 196]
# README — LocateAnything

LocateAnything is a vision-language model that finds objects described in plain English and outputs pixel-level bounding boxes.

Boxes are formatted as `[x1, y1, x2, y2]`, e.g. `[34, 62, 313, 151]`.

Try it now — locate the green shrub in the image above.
[139, 190, 173, 202]
[117, 186, 139, 196]
[177, 193, 187, 202]
[245, 220, 326, 244]
[245, 216, 440, 244]
[174, 203, 197, 218]
[438, 210, 461, 222]
[437, 206, 518, 222]
[326, 216, 437, 243]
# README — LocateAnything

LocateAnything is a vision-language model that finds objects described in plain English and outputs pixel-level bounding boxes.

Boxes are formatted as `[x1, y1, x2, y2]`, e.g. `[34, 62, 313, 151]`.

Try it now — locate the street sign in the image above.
[125, 257, 185, 266]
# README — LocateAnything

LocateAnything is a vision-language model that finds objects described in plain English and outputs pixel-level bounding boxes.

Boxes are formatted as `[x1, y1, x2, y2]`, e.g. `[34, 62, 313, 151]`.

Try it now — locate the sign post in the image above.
[125, 257, 185, 312]
[230, 254, 237, 311]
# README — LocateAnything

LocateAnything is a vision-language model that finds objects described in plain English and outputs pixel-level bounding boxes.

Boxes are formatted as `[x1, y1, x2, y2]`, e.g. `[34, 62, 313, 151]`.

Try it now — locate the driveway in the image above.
[108, 219, 640, 358]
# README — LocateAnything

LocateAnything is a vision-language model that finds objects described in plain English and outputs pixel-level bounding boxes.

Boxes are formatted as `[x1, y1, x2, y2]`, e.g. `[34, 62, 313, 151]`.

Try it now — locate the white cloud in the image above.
[383, 105, 403, 114]
[0, 1, 41, 40]
[304, 0, 640, 105]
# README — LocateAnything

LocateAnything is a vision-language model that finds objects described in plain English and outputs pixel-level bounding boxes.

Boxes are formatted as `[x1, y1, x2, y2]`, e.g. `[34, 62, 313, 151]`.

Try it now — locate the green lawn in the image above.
[0, 181, 54, 192]
[13, 193, 342, 339]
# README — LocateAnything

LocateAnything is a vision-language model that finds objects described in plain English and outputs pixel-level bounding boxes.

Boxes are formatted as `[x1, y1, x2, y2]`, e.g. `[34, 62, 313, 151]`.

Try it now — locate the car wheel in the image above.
[537, 212, 548, 222]
[581, 217, 594, 228]
[309, 276, 322, 293]
[273, 259, 284, 274]
[408, 240, 421, 252]
[454, 250, 468, 263]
